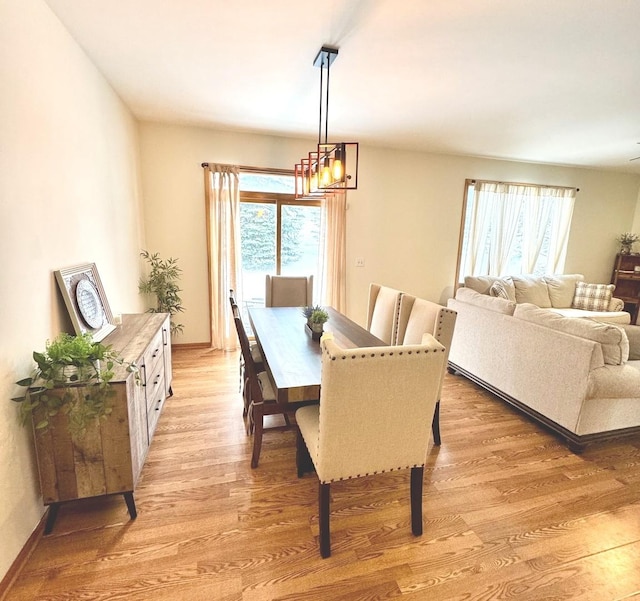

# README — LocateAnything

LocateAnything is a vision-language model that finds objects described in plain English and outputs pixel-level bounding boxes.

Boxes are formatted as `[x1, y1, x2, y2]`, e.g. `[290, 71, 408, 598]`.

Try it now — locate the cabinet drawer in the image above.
[145, 362, 165, 412]
[143, 329, 164, 373]
[146, 374, 165, 440]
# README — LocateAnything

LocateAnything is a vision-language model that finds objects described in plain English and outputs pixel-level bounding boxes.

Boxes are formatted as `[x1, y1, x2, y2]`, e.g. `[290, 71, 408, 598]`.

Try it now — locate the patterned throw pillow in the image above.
[489, 277, 516, 302]
[572, 282, 614, 312]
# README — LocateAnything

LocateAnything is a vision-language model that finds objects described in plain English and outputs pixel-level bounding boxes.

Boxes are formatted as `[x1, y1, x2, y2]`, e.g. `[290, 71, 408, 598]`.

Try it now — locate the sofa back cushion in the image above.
[514, 303, 629, 365]
[455, 287, 516, 315]
[511, 275, 552, 307]
[572, 281, 615, 312]
[543, 274, 584, 308]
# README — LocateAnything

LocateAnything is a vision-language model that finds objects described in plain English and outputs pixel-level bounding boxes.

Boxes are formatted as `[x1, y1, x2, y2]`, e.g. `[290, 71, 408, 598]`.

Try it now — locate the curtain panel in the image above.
[204, 164, 241, 350]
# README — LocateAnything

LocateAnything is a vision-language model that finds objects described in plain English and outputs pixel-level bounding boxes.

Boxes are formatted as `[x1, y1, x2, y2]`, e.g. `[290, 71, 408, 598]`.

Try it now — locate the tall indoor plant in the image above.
[138, 249, 185, 335]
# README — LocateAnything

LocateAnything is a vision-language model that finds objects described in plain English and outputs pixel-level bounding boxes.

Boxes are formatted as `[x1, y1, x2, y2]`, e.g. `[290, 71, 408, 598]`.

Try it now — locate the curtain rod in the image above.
[201, 163, 293, 175]
[469, 178, 579, 192]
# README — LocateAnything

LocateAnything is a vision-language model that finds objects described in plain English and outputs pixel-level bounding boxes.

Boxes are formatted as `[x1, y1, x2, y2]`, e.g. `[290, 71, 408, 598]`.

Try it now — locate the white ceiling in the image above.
[45, 0, 640, 173]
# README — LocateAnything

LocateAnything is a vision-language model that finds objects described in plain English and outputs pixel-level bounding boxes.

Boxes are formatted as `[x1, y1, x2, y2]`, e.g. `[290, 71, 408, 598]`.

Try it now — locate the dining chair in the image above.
[366, 283, 403, 344]
[396, 294, 457, 445]
[229, 290, 263, 415]
[295, 335, 446, 558]
[265, 275, 313, 307]
[230, 297, 318, 468]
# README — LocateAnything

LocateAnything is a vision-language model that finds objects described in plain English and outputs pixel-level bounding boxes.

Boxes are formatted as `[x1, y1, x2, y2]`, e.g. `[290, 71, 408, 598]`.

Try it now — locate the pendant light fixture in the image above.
[295, 46, 359, 199]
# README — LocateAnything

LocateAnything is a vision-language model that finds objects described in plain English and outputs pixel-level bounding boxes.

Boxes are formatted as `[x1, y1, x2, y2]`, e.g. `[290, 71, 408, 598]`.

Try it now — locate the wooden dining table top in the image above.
[248, 306, 385, 403]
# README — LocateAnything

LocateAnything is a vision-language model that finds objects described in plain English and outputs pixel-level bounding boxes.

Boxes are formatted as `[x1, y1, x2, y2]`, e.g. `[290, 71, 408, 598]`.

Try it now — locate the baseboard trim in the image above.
[172, 342, 211, 350]
[0, 508, 47, 601]
[448, 361, 640, 453]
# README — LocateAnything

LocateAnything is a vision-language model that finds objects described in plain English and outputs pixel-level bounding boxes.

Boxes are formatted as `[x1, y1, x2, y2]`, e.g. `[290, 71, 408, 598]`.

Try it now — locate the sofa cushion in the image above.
[572, 282, 615, 312]
[543, 274, 584, 308]
[514, 303, 629, 365]
[489, 277, 516, 302]
[549, 307, 631, 324]
[511, 275, 552, 307]
[464, 275, 500, 295]
[455, 287, 516, 315]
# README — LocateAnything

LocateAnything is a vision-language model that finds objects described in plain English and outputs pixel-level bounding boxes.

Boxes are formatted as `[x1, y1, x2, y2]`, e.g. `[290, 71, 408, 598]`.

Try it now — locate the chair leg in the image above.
[410, 466, 424, 536]
[319, 482, 331, 558]
[431, 400, 441, 446]
[251, 402, 264, 468]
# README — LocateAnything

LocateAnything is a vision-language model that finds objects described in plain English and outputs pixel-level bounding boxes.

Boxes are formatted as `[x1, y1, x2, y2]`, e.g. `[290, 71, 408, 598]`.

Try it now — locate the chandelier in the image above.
[295, 46, 359, 199]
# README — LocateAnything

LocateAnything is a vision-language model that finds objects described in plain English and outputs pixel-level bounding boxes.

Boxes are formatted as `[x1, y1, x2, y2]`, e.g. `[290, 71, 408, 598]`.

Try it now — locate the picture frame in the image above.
[54, 263, 116, 341]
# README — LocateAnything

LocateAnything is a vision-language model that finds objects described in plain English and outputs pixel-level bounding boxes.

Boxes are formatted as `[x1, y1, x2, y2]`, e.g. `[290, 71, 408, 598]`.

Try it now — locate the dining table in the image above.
[248, 306, 385, 404]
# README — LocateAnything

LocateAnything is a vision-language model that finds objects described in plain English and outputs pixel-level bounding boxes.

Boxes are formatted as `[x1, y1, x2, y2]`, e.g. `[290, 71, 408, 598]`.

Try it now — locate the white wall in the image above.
[0, 0, 146, 581]
[140, 122, 640, 343]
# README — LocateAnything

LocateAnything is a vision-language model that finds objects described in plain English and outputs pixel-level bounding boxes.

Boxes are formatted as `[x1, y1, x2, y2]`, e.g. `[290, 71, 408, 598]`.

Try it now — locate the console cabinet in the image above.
[31, 313, 172, 532]
[611, 253, 640, 324]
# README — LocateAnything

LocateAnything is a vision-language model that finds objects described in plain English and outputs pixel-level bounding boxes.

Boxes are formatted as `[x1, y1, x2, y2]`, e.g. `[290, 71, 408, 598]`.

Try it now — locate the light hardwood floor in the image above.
[5, 347, 640, 600]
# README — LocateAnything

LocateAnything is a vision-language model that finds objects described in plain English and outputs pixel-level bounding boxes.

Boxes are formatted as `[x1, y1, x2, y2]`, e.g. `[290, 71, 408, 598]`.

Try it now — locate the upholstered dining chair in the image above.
[296, 335, 446, 558]
[396, 295, 457, 445]
[366, 283, 403, 344]
[265, 275, 314, 308]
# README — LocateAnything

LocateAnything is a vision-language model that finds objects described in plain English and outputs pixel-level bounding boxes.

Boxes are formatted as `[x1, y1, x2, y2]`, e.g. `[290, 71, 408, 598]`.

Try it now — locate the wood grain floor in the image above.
[5, 347, 640, 601]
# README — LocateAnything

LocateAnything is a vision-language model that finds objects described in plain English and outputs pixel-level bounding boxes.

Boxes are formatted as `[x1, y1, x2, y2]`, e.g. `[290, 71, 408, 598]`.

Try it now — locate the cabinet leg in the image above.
[44, 503, 60, 535]
[123, 492, 137, 519]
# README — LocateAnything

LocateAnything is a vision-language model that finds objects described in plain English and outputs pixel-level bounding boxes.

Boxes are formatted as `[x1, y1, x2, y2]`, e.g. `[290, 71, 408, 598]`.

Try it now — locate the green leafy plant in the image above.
[12, 333, 137, 435]
[310, 308, 329, 326]
[139, 250, 184, 334]
[618, 232, 639, 245]
[301, 304, 324, 322]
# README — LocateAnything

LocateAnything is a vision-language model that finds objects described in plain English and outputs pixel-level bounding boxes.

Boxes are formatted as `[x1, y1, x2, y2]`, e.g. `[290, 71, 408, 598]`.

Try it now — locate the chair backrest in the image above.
[396, 294, 457, 399]
[265, 275, 314, 307]
[230, 291, 264, 404]
[366, 283, 403, 344]
[314, 336, 445, 483]
[396, 294, 457, 351]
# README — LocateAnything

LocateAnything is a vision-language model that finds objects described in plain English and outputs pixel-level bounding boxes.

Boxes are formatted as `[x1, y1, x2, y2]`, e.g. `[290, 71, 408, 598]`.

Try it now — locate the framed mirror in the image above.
[54, 263, 116, 341]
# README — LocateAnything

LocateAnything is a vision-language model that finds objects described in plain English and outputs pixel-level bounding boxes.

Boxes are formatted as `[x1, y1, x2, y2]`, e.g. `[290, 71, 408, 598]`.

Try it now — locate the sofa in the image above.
[447, 286, 640, 451]
[463, 273, 630, 323]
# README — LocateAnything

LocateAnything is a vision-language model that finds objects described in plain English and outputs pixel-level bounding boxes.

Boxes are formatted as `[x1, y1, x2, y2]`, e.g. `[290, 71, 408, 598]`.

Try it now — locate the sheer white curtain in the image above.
[477, 182, 524, 275]
[318, 191, 347, 312]
[203, 164, 241, 350]
[532, 188, 575, 273]
[460, 180, 576, 279]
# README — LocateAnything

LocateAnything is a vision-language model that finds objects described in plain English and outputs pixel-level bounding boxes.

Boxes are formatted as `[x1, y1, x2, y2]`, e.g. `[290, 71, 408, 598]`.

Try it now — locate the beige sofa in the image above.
[447, 287, 640, 451]
[463, 273, 630, 323]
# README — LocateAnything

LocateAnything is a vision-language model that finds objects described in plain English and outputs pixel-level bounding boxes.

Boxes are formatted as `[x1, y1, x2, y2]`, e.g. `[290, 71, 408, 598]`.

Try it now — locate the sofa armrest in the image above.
[609, 297, 624, 312]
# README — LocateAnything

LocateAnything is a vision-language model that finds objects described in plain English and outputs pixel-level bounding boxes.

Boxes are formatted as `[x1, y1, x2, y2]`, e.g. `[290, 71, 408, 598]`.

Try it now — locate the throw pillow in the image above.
[489, 277, 516, 302]
[572, 282, 614, 312]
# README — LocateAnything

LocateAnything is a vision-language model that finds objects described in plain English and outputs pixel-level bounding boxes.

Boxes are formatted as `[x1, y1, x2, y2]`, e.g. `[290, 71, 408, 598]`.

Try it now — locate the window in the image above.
[457, 179, 576, 282]
[239, 171, 321, 310]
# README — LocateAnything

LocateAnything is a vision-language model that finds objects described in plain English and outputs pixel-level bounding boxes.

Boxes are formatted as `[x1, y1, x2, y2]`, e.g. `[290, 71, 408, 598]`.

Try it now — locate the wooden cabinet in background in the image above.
[611, 253, 640, 324]
[32, 313, 172, 533]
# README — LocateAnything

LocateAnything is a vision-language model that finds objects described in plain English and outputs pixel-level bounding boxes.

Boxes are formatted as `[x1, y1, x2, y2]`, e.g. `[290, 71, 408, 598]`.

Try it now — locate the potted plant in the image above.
[12, 332, 137, 435]
[617, 232, 639, 255]
[139, 250, 185, 335]
[302, 304, 324, 327]
[309, 308, 329, 334]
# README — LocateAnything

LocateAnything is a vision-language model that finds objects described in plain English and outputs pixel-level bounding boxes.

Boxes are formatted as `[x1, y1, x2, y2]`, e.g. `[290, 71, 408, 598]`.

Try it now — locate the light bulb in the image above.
[321, 157, 331, 187]
[332, 158, 343, 181]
